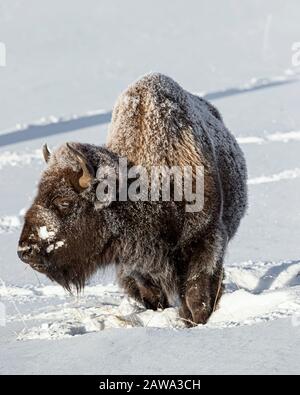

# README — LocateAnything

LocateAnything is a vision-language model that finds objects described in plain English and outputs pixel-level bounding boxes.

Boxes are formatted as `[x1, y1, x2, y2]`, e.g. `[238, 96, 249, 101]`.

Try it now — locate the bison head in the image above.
[18, 142, 121, 291]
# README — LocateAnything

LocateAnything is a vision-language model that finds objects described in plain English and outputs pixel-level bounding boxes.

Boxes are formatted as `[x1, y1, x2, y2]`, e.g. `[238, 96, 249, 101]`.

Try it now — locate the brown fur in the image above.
[18, 73, 247, 326]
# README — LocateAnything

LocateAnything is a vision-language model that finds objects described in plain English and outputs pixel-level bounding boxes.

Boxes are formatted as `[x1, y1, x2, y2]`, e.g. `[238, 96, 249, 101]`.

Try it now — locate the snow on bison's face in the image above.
[18, 143, 118, 291]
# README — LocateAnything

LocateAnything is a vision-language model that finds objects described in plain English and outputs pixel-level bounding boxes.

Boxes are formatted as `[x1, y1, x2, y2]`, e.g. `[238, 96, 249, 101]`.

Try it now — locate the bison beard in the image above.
[46, 236, 116, 292]
[18, 73, 247, 326]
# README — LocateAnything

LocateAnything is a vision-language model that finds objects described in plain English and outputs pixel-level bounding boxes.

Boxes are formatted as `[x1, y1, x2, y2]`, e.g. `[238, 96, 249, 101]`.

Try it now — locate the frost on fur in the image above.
[18, 73, 247, 326]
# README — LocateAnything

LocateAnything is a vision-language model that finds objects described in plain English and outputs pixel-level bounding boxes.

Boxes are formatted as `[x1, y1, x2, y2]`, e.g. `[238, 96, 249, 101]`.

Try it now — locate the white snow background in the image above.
[0, 0, 300, 374]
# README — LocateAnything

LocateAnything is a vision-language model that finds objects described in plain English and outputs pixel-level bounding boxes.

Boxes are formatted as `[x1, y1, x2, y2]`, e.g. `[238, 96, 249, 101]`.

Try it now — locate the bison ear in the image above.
[66, 143, 95, 189]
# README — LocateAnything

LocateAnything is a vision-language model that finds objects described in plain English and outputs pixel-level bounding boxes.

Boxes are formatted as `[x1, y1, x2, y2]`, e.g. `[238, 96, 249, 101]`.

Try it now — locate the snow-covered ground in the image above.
[1, 0, 300, 374]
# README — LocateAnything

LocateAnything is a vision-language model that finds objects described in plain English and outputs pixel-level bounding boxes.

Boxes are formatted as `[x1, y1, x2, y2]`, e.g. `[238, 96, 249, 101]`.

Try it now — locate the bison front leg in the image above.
[179, 230, 226, 326]
[180, 265, 224, 326]
[119, 272, 169, 310]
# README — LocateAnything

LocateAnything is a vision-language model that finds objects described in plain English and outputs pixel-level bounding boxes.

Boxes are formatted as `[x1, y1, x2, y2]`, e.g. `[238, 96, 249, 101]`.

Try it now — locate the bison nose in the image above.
[17, 245, 33, 263]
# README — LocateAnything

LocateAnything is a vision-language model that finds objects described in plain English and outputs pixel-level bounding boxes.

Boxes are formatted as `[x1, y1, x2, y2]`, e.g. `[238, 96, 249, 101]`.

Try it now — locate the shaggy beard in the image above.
[46, 260, 97, 293]
[46, 238, 119, 293]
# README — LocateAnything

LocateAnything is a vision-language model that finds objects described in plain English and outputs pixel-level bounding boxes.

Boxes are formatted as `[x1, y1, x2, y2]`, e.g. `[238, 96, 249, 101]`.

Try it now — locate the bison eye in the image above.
[51, 197, 72, 213]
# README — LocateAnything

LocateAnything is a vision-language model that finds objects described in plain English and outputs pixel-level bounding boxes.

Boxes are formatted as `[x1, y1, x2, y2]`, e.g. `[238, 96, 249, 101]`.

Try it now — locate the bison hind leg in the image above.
[119, 272, 169, 310]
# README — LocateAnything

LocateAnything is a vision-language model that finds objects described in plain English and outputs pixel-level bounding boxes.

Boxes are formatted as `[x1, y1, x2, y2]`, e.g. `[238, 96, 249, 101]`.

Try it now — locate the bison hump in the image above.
[106, 73, 214, 169]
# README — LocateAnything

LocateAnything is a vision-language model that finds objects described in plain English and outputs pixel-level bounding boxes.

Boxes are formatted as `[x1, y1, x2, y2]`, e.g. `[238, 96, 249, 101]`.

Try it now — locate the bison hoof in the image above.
[141, 294, 169, 311]
[180, 289, 213, 327]
[179, 304, 212, 327]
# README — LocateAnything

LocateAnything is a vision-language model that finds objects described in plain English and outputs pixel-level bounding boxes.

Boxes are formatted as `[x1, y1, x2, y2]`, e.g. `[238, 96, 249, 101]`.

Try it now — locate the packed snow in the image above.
[0, 0, 300, 375]
[0, 216, 20, 234]
[0, 260, 299, 342]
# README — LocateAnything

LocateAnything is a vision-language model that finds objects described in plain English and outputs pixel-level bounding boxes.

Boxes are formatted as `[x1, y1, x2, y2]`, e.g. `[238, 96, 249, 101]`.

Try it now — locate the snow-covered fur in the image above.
[18, 73, 247, 326]
[107, 73, 247, 240]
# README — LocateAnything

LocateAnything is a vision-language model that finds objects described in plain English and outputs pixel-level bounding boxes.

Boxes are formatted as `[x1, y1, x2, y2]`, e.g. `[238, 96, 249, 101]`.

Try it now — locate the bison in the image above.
[18, 73, 247, 326]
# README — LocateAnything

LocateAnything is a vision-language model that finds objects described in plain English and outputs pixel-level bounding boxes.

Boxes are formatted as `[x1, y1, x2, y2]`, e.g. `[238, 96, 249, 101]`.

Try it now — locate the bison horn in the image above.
[66, 143, 95, 189]
[42, 144, 51, 163]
